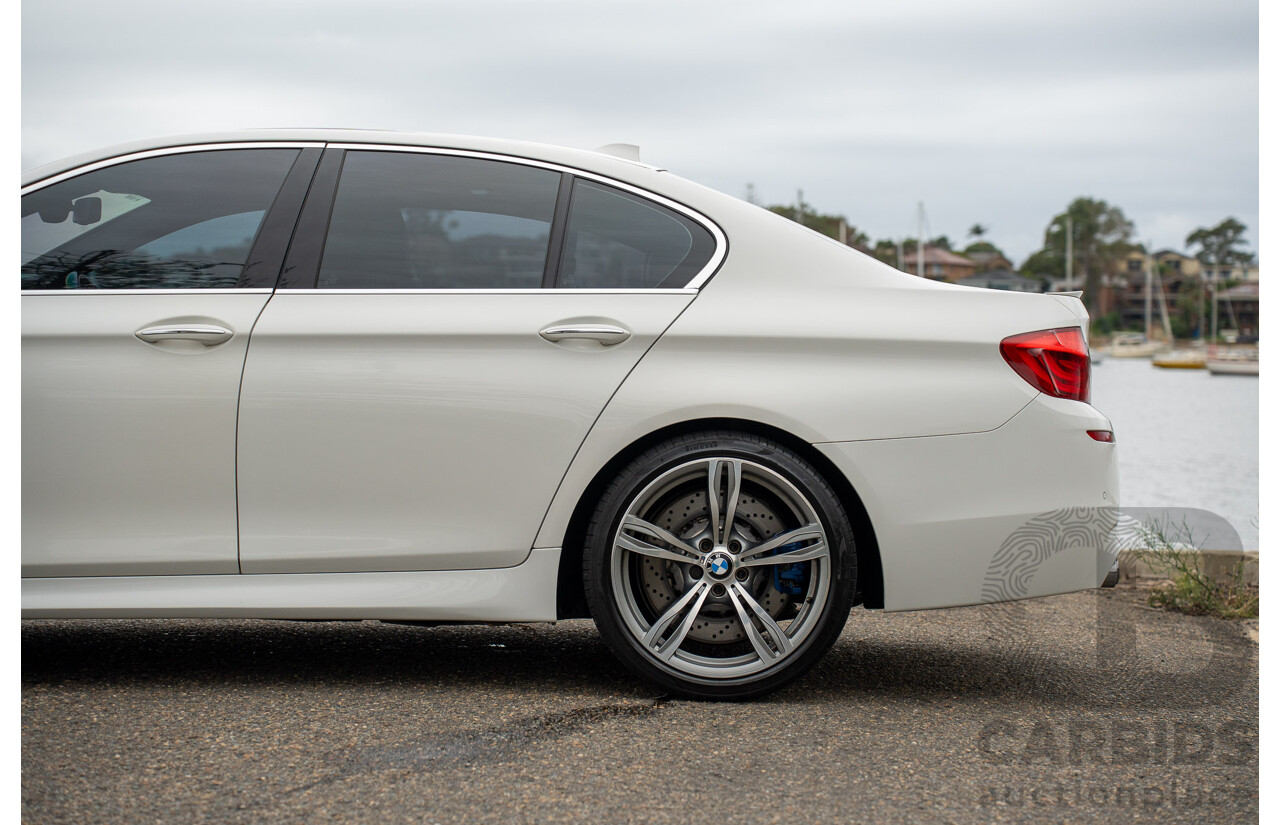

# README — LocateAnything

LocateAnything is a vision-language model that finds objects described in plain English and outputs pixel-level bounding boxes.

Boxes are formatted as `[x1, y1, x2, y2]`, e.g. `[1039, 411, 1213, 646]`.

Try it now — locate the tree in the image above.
[968, 223, 988, 240]
[1185, 218, 1253, 340]
[767, 203, 867, 248]
[1168, 273, 1204, 340]
[1021, 198, 1136, 315]
[1186, 218, 1253, 268]
[962, 239, 1010, 273]
[871, 239, 899, 268]
[1020, 247, 1064, 281]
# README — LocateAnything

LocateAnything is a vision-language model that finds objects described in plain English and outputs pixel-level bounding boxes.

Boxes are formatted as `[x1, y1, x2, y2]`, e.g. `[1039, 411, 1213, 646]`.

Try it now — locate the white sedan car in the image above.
[22, 131, 1119, 698]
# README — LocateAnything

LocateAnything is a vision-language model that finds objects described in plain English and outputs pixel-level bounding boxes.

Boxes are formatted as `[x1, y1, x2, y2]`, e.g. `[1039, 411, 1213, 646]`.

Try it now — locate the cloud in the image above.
[22, 0, 1258, 261]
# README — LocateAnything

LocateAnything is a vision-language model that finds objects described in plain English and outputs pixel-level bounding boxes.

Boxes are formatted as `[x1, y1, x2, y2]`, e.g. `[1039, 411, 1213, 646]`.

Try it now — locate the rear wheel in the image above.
[583, 431, 856, 699]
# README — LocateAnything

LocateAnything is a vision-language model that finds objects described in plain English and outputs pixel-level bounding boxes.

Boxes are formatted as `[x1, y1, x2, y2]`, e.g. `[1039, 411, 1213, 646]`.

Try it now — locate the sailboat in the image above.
[1150, 257, 1207, 368]
[1108, 251, 1168, 357]
[1206, 349, 1259, 376]
[1204, 282, 1259, 374]
[1152, 349, 1207, 369]
[1110, 332, 1164, 358]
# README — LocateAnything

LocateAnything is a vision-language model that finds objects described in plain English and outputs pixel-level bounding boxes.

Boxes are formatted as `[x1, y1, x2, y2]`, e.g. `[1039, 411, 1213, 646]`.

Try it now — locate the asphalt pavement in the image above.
[22, 587, 1258, 824]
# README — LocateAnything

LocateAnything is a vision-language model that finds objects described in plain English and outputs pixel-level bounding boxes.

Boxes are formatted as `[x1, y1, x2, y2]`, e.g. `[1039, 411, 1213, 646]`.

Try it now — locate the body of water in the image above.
[1091, 356, 1259, 549]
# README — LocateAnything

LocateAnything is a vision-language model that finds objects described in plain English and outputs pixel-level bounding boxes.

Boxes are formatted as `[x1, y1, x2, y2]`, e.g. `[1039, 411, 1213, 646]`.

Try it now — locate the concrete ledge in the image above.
[1118, 549, 1259, 586]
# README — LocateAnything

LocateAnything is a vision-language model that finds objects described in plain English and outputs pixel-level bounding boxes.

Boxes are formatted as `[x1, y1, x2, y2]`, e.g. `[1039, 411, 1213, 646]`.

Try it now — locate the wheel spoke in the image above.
[617, 533, 698, 565]
[706, 458, 744, 545]
[737, 523, 825, 561]
[706, 460, 722, 546]
[726, 585, 776, 662]
[618, 515, 704, 562]
[721, 460, 742, 544]
[642, 580, 711, 661]
[727, 582, 794, 661]
[739, 540, 829, 568]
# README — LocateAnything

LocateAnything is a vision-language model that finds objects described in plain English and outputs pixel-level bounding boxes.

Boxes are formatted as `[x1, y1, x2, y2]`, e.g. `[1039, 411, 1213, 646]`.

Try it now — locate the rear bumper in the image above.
[817, 394, 1119, 611]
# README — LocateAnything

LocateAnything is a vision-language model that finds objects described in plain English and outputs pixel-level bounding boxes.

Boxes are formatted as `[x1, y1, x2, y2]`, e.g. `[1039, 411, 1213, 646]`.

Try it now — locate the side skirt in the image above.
[22, 548, 561, 622]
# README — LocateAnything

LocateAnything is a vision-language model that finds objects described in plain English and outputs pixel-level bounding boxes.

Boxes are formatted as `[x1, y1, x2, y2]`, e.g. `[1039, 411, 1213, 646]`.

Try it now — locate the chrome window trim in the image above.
[284, 288, 699, 296]
[20, 288, 695, 297]
[20, 142, 326, 194]
[21, 288, 276, 296]
[324, 142, 728, 291]
[20, 140, 728, 293]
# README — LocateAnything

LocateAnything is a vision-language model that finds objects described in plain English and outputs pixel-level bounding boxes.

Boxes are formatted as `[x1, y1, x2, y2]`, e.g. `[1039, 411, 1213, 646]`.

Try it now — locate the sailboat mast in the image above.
[1065, 216, 1073, 287]
[917, 202, 924, 279]
[1211, 280, 1219, 344]
[1144, 251, 1153, 339]
[1152, 255, 1174, 341]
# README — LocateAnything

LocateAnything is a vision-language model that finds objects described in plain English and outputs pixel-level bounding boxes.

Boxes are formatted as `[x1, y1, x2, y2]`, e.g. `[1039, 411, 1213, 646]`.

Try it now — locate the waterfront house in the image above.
[902, 246, 977, 281]
[954, 268, 1045, 292]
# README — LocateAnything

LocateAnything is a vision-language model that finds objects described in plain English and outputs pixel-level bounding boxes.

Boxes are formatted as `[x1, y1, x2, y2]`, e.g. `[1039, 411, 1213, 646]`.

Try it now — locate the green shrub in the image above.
[1134, 521, 1258, 620]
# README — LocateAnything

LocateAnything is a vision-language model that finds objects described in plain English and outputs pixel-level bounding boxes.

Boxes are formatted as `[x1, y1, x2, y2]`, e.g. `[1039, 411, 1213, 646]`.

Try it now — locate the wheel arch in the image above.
[554, 417, 884, 619]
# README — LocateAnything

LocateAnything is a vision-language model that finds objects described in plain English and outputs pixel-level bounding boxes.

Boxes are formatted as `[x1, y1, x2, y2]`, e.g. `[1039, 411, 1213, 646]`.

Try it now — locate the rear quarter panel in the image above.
[535, 203, 1082, 551]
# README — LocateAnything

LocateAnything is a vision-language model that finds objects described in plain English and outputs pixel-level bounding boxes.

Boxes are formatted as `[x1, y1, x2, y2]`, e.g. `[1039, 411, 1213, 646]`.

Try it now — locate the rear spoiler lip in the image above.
[1046, 291, 1090, 338]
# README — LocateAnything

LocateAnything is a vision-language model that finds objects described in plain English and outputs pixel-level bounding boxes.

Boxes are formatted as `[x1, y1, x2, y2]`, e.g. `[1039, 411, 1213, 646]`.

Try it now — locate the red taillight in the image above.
[1087, 430, 1114, 443]
[1000, 327, 1091, 403]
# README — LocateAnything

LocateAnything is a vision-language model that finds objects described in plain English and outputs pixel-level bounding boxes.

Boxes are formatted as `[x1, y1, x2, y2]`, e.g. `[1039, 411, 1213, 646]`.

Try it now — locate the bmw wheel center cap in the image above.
[707, 551, 733, 579]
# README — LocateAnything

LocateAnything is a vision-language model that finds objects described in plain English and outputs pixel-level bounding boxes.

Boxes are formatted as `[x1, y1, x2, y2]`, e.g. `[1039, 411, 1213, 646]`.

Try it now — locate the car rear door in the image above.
[235, 145, 722, 573]
[21, 145, 320, 577]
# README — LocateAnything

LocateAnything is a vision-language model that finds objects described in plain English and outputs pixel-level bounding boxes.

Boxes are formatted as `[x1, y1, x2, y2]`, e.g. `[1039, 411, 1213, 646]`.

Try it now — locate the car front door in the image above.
[21, 145, 319, 577]
[235, 146, 721, 573]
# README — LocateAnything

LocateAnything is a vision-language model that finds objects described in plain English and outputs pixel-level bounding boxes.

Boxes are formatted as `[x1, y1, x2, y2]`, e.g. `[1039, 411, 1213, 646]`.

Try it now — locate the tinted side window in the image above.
[558, 180, 716, 289]
[21, 149, 299, 290]
[318, 152, 560, 289]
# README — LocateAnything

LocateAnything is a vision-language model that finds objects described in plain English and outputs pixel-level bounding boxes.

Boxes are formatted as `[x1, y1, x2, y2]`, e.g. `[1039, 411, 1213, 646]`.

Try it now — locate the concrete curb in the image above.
[1117, 549, 1259, 585]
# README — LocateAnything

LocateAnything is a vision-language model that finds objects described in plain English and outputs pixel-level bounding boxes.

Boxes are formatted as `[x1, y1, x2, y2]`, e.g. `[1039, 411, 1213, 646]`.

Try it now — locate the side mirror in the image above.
[72, 196, 102, 226]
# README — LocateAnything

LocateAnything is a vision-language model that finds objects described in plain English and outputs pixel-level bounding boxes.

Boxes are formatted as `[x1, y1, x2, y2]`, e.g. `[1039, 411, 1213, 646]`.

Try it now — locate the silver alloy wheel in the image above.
[610, 457, 832, 679]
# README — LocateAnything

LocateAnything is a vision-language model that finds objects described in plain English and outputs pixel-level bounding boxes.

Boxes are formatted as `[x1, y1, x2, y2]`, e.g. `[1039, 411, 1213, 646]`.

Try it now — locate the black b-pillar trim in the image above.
[239, 147, 322, 289]
[277, 147, 346, 289]
[541, 173, 575, 289]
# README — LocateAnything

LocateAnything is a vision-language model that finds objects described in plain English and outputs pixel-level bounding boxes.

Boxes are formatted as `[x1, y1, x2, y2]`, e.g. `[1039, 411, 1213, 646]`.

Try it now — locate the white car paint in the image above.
[819, 394, 1118, 611]
[22, 549, 561, 621]
[22, 291, 271, 576]
[236, 291, 694, 573]
[22, 130, 1118, 628]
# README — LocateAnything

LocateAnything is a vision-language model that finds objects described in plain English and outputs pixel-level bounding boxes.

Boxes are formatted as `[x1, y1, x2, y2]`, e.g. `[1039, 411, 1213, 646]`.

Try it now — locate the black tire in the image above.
[583, 430, 856, 699]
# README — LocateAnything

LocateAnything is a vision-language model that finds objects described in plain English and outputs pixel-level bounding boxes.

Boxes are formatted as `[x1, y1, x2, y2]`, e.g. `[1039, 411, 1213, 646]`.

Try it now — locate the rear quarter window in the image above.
[557, 180, 716, 289]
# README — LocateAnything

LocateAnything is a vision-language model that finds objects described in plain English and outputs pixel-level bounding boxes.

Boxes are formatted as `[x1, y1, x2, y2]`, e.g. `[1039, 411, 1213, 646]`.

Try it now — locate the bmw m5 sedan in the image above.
[21, 131, 1119, 698]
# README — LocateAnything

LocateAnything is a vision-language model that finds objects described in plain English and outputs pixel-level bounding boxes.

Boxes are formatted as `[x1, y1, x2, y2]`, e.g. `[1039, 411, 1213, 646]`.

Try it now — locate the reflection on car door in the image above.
[235, 148, 717, 573]
[21, 147, 318, 577]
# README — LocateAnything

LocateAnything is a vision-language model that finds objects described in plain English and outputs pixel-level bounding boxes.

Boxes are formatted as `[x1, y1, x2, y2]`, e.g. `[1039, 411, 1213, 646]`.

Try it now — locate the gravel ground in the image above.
[22, 587, 1257, 824]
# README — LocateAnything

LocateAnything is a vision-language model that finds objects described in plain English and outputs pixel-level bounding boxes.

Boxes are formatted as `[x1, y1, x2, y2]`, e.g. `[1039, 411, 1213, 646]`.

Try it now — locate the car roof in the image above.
[21, 129, 665, 188]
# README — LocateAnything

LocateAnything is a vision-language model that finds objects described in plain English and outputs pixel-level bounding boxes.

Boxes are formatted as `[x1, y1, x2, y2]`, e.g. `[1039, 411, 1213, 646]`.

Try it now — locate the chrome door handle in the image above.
[135, 324, 234, 345]
[539, 324, 631, 346]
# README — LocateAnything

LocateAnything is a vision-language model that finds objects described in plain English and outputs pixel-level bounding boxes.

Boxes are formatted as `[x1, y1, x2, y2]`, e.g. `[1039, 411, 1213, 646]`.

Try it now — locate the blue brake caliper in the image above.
[771, 540, 809, 596]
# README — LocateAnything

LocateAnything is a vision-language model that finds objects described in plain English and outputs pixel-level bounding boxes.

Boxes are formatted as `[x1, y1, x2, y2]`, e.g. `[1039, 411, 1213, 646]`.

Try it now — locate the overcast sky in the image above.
[21, 0, 1259, 264]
